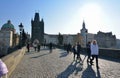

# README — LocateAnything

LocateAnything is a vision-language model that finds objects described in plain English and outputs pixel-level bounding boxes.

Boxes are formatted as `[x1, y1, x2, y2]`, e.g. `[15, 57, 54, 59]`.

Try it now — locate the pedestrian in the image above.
[33, 42, 37, 52]
[26, 42, 30, 52]
[72, 45, 77, 61]
[86, 41, 91, 63]
[76, 42, 82, 62]
[37, 43, 41, 52]
[49, 42, 52, 53]
[90, 40, 99, 69]
[0, 59, 8, 78]
[67, 43, 71, 53]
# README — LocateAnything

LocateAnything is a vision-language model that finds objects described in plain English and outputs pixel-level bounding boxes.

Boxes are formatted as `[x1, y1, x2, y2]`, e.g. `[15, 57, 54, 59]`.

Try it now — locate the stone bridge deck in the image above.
[10, 47, 120, 78]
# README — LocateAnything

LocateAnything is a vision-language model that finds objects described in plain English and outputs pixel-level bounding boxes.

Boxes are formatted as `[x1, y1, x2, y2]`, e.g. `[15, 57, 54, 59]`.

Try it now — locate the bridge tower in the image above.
[31, 13, 44, 44]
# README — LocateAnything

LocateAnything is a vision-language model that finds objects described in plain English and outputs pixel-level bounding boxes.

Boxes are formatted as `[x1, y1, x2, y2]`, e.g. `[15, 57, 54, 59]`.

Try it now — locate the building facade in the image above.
[31, 13, 118, 49]
[95, 31, 116, 48]
[0, 20, 19, 56]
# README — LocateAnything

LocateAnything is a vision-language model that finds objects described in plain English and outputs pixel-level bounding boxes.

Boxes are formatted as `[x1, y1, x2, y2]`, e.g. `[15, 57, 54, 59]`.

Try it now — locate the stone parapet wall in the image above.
[1, 47, 26, 78]
[99, 48, 120, 59]
[81, 48, 120, 59]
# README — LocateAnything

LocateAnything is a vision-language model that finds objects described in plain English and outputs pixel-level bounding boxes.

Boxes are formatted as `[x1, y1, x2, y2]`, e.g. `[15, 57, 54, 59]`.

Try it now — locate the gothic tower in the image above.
[80, 20, 88, 47]
[31, 13, 44, 44]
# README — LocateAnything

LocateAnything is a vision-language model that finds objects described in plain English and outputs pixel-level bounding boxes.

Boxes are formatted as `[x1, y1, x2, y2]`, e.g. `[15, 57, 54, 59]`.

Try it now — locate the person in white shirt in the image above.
[90, 40, 99, 69]
[0, 59, 8, 78]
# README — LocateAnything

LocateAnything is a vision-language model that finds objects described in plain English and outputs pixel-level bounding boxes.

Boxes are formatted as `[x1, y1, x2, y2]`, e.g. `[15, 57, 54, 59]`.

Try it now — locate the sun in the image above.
[80, 3, 103, 28]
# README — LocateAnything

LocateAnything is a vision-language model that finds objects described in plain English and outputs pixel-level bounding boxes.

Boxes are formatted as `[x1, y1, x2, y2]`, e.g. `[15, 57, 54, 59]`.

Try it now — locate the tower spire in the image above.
[82, 20, 85, 29]
[34, 12, 40, 21]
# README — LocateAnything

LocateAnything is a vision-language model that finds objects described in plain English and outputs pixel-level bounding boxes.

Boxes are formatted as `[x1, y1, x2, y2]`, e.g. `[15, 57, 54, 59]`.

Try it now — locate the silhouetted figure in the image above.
[63, 43, 67, 51]
[87, 41, 91, 63]
[33, 42, 37, 52]
[67, 43, 71, 53]
[49, 42, 53, 53]
[26, 43, 30, 52]
[76, 42, 82, 62]
[90, 40, 99, 69]
[72, 45, 77, 61]
[37, 43, 41, 52]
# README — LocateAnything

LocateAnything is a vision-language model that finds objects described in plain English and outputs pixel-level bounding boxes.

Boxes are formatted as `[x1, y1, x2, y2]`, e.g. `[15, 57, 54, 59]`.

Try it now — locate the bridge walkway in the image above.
[10, 47, 120, 78]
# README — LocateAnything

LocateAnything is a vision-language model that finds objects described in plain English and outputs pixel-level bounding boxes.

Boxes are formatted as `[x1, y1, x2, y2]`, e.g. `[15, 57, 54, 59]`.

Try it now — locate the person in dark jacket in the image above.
[87, 41, 91, 63]
[67, 43, 71, 53]
[72, 45, 77, 61]
[37, 43, 41, 52]
[26, 43, 30, 52]
[49, 42, 53, 53]
[76, 42, 82, 62]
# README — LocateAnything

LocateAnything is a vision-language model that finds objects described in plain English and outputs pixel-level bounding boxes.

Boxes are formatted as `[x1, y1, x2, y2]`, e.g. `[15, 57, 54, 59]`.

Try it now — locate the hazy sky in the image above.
[0, 0, 120, 39]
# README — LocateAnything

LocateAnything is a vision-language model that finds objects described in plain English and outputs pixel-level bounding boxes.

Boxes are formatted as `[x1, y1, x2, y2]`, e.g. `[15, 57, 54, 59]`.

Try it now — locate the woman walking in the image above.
[90, 40, 99, 69]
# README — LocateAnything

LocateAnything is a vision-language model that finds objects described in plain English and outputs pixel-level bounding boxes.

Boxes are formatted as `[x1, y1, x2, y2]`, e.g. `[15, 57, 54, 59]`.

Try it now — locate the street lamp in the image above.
[19, 23, 24, 48]
[86, 30, 88, 47]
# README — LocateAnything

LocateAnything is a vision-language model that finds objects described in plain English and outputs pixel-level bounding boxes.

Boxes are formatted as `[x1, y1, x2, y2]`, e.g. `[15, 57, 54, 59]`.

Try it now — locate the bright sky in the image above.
[0, 0, 120, 39]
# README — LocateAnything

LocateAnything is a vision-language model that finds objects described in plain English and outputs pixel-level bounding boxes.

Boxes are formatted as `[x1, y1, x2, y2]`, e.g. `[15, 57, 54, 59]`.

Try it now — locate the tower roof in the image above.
[34, 12, 40, 21]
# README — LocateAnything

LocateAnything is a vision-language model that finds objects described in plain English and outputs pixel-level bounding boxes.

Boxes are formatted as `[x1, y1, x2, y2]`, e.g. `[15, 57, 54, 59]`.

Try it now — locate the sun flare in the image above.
[80, 3, 103, 27]
[80, 3, 103, 31]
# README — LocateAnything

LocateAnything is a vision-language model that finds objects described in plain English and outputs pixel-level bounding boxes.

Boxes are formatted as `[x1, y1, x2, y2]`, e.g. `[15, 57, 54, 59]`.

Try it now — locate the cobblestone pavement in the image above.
[10, 47, 120, 78]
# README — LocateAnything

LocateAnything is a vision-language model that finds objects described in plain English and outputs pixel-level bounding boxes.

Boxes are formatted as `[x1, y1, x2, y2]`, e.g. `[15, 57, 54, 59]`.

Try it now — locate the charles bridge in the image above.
[1, 46, 120, 78]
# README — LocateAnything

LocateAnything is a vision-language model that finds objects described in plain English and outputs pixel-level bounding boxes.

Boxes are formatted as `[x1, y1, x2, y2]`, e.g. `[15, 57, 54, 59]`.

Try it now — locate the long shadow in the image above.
[59, 51, 68, 58]
[96, 69, 101, 78]
[57, 61, 82, 78]
[40, 48, 49, 51]
[81, 64, 101, 78]
[30, 53, 50, 58]
[25, 51, 36, 55]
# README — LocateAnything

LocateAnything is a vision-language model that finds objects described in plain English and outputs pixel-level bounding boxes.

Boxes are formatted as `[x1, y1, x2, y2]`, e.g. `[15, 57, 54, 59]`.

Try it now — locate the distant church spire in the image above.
[34, 13, 40, 21]
[82, 20, 85, 29]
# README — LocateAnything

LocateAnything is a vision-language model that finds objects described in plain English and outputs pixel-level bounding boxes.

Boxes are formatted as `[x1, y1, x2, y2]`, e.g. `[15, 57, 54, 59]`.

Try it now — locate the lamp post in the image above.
[86, 30, 87, 47]
[19, 23, 23, 48]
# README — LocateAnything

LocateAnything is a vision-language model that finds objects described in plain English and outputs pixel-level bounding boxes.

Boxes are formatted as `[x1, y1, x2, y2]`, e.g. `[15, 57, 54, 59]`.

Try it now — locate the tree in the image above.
[22, 29, 27, 46]
[58, 33, 63, 45]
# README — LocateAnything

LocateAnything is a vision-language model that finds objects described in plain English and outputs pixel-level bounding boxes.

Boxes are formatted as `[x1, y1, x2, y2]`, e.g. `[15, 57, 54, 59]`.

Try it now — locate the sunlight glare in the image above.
[80, 3, 103, 32]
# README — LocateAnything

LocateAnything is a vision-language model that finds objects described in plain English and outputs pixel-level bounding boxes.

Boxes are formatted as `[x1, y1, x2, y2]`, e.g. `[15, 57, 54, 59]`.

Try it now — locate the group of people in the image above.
[70, 40, 99, 69]
[86, 40, 99, 69]
[26, 42, 53, 53]
[26, 42, 41, 52]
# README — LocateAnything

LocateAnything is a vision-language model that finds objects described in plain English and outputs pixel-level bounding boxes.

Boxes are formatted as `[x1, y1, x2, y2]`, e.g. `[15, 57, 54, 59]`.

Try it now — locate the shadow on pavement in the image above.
[57, 61, 82, 78]
[59, 51, 68, 58]
[30, 53, 50, 58]
[81, 64, 101, 78]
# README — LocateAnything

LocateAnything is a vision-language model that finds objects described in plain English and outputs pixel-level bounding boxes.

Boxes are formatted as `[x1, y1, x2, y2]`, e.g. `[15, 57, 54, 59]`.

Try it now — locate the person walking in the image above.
[90, 40, 99, 69]
[67, 43, 71, 53]
[72, 45, 77, 61]
[86, 41, 91, 63]
[26, 42, 30, 52]
[37, 43, 41, 52]
[0, 59, 8, 78]
[76, 42, 82, 62]
[49, 42, 53, 53]
[33, 42, 37, 52]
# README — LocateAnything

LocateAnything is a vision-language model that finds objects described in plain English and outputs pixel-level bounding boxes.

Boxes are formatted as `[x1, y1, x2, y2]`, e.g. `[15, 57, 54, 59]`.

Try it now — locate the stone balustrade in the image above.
[1, 47, 26, 78]
[81, 48, 120, 59]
